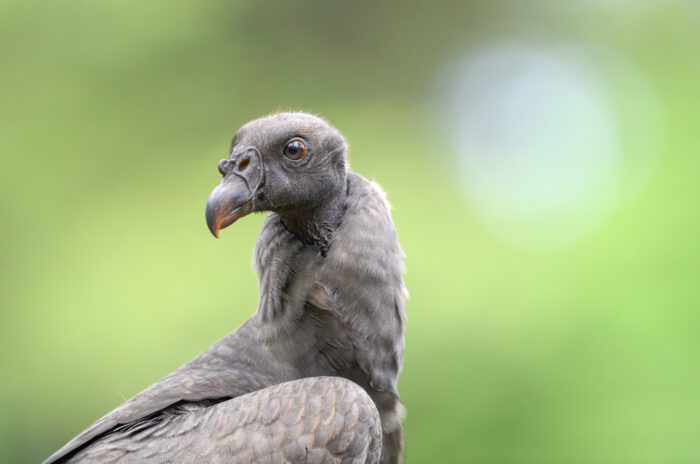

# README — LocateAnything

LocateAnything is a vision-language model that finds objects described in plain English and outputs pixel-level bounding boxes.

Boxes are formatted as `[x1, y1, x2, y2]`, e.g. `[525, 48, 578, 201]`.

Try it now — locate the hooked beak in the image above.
[205, 180, 253, 238]
[205, 149, 263, 238]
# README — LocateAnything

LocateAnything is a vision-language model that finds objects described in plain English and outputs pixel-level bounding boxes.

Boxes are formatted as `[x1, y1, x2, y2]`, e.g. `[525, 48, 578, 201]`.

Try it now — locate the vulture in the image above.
[44, 112, 408, 464]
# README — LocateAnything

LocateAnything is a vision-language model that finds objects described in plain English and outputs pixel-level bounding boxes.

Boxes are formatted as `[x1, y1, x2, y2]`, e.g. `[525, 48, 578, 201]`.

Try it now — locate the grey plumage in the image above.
[62, 378, 382, 464]
[44, 112, 407, 464]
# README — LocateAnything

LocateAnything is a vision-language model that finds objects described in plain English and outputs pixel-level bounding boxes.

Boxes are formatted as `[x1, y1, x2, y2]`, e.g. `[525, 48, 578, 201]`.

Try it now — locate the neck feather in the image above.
[251, 172, 407, 397]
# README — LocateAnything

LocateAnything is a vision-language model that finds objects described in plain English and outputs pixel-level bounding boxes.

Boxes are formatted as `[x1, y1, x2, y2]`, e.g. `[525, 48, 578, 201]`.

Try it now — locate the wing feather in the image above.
[44, 329, 277, 463]
[62, 377, 381, 464]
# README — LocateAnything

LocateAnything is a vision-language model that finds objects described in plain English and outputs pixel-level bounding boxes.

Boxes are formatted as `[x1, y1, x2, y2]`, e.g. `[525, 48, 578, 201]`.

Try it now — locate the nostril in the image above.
[218, 159, 229, 176]
[237, 156, 250, 172]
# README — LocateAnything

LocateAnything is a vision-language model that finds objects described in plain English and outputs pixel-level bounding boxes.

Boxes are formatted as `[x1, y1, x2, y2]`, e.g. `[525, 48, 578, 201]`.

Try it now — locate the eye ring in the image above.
[283, 139, 306, 160]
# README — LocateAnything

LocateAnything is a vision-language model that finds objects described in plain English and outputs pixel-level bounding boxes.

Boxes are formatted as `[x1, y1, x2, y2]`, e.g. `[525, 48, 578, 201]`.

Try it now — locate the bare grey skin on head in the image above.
[44, 112, 408, 464]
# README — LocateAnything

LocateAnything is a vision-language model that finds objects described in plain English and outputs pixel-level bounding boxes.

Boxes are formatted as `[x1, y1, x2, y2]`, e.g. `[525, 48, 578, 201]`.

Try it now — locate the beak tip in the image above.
[205, 200, 220, 239]
[205, 180, 252, 239]
[207, 222, 220, 238]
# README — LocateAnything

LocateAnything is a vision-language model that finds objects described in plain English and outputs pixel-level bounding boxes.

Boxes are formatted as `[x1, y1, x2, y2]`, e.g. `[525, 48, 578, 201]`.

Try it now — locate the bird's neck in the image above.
[277, 187, 347, 255]
[251, 171, 407, 399]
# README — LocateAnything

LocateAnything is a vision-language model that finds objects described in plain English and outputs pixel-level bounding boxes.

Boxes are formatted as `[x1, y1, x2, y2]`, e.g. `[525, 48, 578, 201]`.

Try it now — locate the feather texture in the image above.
[64, 377, 382, 464]
[44, 167, 406, 464]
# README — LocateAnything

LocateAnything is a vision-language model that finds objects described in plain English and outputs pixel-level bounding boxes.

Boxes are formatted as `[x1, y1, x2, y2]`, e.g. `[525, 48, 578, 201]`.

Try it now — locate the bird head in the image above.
[205, 112, 348, 238]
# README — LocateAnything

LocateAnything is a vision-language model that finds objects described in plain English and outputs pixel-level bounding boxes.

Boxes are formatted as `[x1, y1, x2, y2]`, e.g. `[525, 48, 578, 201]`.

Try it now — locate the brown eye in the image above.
[284, 140, 306, 160]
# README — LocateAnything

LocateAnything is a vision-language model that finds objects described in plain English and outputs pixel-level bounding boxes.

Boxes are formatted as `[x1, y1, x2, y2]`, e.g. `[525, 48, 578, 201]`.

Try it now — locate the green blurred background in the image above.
[1, 0, 699, 462]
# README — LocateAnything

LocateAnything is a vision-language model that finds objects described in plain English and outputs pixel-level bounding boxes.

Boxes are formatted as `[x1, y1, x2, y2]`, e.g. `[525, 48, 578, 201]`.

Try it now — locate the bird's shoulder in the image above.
[43, 325, 278, 464]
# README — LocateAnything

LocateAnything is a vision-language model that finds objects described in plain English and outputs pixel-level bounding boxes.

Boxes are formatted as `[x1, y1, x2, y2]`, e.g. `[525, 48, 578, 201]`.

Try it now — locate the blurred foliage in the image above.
[1, 0, 700, 462]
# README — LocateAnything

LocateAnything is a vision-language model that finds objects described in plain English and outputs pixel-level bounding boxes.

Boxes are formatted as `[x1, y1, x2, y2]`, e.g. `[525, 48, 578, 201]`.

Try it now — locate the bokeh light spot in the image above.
[438, 42, 662, 250]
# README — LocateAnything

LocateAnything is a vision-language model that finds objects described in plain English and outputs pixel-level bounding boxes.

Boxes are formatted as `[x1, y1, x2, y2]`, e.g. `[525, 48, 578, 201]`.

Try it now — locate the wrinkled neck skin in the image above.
[276, 184, 347, 256]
